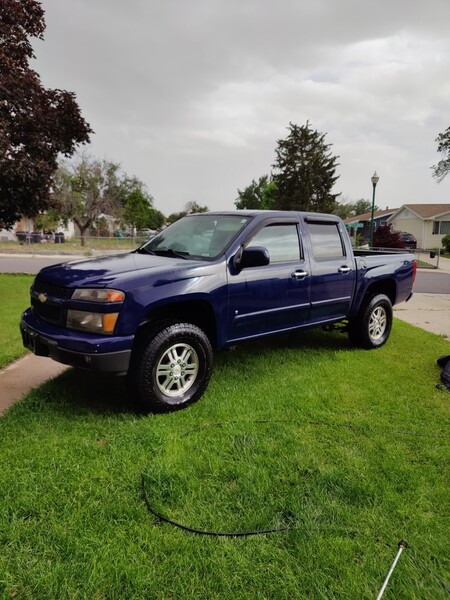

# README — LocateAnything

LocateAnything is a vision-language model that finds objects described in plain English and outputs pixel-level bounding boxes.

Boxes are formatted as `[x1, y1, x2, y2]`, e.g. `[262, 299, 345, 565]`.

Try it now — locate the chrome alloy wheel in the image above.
[368, 306, 387, 341]
[155, 342, 199, 397]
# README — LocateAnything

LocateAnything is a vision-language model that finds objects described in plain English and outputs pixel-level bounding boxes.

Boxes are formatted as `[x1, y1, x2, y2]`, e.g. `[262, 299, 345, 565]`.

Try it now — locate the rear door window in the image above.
[308, 222, 345, 259]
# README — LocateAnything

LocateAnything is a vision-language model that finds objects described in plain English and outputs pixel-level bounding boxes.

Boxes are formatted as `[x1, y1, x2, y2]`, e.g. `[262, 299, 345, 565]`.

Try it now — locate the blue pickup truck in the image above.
[21, 211, 416, 411]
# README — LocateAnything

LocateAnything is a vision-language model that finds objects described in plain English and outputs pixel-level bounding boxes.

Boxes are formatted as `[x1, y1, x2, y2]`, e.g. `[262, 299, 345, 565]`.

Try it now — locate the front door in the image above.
[227, 221, 311, 343]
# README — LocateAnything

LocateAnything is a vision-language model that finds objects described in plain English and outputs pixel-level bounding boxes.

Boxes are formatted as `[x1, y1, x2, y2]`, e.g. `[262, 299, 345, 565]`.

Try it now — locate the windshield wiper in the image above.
[134, 247, 156, 255]
[152, 248, 190, 259]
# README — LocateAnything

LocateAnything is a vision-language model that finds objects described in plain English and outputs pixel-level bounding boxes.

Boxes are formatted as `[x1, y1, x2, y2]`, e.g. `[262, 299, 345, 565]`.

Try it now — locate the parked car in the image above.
[399, 232, 417, 249]
[137, 228, 156, 238]
[21, 211, 416, 412]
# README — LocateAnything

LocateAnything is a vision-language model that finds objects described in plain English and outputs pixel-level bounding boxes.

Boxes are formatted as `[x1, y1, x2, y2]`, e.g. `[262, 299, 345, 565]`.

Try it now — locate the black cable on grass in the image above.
[141, 475, 289, 537]
[142, 474, 450, 594]
[141, 419, 448, 545]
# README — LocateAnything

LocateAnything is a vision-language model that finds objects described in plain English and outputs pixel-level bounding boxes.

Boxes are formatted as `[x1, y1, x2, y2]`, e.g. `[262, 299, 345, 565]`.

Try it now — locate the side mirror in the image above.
[233, 246, 270, 270]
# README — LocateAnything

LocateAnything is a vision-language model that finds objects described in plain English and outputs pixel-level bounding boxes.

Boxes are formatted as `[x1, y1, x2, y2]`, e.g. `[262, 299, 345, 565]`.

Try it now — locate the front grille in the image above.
[33, 278, 73, 300]
[31, 277, 71, 325]
[31, 297, 64, 325]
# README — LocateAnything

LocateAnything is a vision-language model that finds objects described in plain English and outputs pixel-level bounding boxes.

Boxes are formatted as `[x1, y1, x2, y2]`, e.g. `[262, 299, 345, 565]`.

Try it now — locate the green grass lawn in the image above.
[1, 296, 449, 598]
[0, 274, 33, 369]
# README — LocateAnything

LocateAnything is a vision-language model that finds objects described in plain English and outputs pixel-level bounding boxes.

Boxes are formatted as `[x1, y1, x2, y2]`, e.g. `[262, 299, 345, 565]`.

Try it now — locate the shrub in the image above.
[373, 224, 406, 248]
[442, 234, 450, 253]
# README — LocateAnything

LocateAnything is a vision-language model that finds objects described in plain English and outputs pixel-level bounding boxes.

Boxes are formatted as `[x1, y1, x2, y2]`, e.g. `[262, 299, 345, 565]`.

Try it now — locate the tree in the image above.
[352, 199, 375, 216]
[0, 0, 92, 229]
[333, 198, 377, 219]
[167, 211, 186, 224]
[120, 176, 164, 233]
[51, 154, 123, 246]
[442, 234, 450, 254]
[235, 175, 277, 210]
[34, 208, 62, 233]
[272, 122, 340, 212]
[123, 189, 153, 235]
[373, 224, 405, 249]
[167, 201, 209, 224]
[432, 126, 450, 182]
[185, 201, 209, 214]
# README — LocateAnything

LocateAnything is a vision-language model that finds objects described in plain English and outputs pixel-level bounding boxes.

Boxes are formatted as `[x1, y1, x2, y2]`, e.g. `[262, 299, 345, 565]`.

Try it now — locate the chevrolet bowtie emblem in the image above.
[38, 293, 47, 303]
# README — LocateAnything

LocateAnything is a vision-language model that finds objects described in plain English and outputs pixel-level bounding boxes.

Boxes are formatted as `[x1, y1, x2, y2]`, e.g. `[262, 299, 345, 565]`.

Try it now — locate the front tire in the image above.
[348, 294, 393, 349]
[128, 322, 213, 412]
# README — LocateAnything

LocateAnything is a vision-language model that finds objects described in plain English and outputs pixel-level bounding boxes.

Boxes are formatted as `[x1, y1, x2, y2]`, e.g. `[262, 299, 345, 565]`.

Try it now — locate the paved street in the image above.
[413, 270, 450, 294]
[0, 253, 92, 274]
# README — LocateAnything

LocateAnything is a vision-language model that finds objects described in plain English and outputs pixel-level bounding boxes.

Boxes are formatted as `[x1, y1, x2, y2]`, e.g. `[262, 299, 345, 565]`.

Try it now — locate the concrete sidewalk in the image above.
[0, 355, 68, 415]
[394, 293, 450, 338]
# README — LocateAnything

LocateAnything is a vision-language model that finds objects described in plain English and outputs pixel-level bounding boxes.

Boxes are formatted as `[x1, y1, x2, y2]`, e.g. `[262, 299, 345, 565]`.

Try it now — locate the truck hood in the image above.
[36, 252, 208, 288]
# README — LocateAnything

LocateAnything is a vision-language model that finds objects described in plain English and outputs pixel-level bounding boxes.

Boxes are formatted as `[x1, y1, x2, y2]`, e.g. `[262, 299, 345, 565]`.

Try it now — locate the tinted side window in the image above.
[308, 222, 345, 259]
[247, 224, 300, 263]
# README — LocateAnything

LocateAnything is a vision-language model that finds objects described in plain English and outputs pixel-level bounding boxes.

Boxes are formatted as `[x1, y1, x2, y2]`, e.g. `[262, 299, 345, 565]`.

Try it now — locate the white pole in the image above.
[376, 540, 408, 600]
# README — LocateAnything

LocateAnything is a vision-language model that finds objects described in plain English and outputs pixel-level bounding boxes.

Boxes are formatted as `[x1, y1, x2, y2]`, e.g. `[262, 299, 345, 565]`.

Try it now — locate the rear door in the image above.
[227, 219, 311, 342]
[304, 217, 357, 324]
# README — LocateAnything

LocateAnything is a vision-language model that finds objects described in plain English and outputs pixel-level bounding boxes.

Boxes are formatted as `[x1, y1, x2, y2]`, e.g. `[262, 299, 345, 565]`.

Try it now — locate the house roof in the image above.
[344, 209, 397, 224]
[389, 204, 450, 220]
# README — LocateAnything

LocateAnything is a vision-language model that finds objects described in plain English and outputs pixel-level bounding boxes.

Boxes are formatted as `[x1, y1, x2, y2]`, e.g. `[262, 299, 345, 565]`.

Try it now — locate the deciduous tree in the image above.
[373, 224, 405, 249]
[167, 202, 209, 224]
[333, 198, 377, 219]
[432, 126, 450, 182]
[235, 175, 277, 210]
[51, 154, 123, 246]
[185, 201, 209, 214]
[122, 179, 164, 233]
[0, 0, 92, 229]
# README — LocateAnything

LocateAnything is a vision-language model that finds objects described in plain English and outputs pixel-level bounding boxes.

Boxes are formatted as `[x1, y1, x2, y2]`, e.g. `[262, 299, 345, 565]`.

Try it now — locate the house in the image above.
[344, 208, 397, 244]
[387, 204, 450, 250]
[0, 216, 75, 243]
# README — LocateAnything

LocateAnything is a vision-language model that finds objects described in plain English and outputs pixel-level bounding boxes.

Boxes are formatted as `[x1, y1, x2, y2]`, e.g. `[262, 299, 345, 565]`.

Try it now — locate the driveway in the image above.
[394, 258, 450, 338]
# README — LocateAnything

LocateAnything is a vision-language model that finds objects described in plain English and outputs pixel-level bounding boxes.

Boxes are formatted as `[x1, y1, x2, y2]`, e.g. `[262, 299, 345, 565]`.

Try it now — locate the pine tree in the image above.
[272, 122, 340, 212]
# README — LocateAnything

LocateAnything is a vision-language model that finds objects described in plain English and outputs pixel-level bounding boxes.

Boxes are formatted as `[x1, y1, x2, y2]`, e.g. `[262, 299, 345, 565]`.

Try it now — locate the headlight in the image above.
[67, 310, 119, 335]
[71, 288, 125, 303]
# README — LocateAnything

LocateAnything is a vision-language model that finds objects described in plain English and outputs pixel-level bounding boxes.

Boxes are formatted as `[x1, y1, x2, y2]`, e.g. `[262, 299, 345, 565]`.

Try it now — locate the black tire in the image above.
[348, 293, 393, 349]
[127, 322, 213, 412]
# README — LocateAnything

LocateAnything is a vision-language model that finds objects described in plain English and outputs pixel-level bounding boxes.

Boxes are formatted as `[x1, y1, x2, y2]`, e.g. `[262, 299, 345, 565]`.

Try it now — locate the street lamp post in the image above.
[369, 171, 379, 248]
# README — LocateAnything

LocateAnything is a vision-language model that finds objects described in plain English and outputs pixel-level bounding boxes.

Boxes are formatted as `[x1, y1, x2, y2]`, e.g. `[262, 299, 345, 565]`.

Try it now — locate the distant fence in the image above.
[14, 234, 149, 251]
[354, 245, 442, 268]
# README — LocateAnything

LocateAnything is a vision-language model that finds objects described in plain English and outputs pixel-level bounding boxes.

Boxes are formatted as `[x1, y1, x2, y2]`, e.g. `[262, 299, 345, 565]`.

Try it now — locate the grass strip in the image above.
[0, 274, 33, 369]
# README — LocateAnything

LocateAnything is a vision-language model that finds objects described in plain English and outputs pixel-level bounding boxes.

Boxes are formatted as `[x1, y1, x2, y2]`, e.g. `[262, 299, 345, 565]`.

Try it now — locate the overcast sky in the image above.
[33, 0, 450, 215]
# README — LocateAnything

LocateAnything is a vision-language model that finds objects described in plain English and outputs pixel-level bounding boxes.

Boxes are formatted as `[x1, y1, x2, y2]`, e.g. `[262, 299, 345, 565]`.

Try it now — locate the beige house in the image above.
[388, 204, 450, 250]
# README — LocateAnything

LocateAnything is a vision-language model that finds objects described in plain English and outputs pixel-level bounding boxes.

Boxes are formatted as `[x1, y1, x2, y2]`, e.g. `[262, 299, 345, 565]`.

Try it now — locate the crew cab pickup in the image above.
[21, 211, 416, 411]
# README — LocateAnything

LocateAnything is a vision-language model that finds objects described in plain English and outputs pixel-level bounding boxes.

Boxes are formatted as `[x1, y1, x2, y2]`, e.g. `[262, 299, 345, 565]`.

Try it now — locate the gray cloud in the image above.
[34, 0, 450, 213]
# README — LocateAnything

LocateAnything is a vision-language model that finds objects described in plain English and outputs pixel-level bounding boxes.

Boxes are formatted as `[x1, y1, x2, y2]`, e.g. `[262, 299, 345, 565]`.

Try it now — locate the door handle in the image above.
[291, 270, 309, 280]
[338, 266, 352, 274]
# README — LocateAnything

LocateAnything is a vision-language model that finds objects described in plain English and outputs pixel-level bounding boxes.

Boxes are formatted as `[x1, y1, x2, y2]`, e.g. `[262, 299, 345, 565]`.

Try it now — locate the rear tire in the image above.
[127, 322, 213, 412]
[348, 294, 393, 349]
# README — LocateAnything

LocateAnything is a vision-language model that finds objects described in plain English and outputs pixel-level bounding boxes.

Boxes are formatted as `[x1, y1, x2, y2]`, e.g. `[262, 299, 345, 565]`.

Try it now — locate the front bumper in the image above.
[20, 310, 132, 375]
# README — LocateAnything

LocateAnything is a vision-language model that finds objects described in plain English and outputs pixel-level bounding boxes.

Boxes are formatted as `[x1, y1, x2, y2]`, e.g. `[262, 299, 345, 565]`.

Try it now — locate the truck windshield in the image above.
[136, 214, 251, 260]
